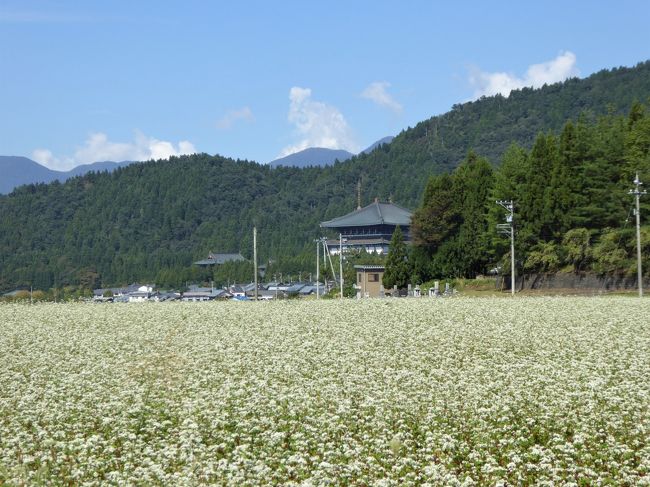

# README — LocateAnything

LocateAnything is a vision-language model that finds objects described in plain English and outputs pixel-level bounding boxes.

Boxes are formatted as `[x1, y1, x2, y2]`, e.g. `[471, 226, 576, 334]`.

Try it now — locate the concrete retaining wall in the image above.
[497, 272, 650, 291]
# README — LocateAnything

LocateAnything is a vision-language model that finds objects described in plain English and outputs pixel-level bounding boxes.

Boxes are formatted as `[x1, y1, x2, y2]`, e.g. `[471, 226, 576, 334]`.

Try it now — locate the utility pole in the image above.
[253, 226, 258, 301]
[629, 174, 647, 297]
[314, 238, 320, 299]
[496, 200, 516, 295]
[339, 233, 344, 299]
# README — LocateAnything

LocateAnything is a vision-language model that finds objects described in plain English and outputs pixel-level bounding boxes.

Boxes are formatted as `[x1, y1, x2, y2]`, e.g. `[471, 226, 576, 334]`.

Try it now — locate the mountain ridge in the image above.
[0, 156, 131, 194]
[268, 135, 394, 168]
[268, 147, 355, 168]
[2, 136, 396, 193]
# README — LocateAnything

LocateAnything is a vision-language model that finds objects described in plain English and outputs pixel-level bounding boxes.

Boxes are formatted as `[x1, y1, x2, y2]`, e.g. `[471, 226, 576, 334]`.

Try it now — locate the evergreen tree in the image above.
[551, 122, 579, 236]
[625, 101, 650, 182]
[383, 226, 410, 289]
[410, 172, 460, 253]
[453, 152, 494, 277]
[487, 143, 528, 266]
[520, 133, 558, 245]
[411, 151, 494, 279]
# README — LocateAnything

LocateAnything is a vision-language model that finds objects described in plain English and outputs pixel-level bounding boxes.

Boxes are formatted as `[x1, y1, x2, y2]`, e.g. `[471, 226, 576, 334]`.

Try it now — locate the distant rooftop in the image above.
[321, 200, 412, 228]
[354, 265, 386, 271]
[195, 252, 246, 266]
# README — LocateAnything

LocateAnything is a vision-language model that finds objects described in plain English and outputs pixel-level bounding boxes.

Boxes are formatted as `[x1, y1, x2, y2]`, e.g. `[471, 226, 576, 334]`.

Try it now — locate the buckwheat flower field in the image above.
[1, 297, 649, 485]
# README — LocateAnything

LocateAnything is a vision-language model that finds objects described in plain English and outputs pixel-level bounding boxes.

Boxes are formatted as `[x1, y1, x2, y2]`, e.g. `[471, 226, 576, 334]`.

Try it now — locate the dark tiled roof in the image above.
[354, 265, 386, 271]
[321, 201, 411, 228]
[285, 284, 305, 293]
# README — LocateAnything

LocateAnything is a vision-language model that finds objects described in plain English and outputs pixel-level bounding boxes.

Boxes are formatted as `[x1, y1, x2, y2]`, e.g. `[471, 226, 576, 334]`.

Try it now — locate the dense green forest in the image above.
[1, 61, 649, 292]
[408, 102, 650, 283]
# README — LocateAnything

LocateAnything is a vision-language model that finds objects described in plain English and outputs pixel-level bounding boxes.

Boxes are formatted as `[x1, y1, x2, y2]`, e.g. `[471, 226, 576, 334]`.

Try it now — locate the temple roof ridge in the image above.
[321, 200, 412, 229]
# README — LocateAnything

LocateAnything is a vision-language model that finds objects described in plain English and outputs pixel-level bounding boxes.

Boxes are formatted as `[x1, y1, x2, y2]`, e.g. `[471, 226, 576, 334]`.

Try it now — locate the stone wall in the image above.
[497, 272, 650, 291]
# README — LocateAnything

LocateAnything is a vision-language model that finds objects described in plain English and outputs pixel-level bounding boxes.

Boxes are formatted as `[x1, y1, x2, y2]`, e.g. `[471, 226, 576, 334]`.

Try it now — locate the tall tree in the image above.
[383, 226, 410, 289]
[411, 152, 494, 280]
[487, 143, 529, 265]
[410, 172, 460, 254]
[453, 152, 494, 277]
[625, 101, 650, 182]
[519, 133, 558, 246]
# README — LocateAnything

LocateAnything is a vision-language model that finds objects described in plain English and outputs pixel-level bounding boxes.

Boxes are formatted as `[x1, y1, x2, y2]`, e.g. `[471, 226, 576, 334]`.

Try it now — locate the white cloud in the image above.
[469, 51, 579, 99]
[361, 81, 403, 113]
[32, 131, 197, 171]
[216, 107, 255, 130]
[31, 149, 73, 171]
[280, 87, 358, 157]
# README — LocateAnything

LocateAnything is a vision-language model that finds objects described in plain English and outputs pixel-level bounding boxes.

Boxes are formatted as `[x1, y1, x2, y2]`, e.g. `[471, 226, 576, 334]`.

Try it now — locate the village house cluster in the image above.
[93, 281, 327, 302]
[91, 199, 430, 302]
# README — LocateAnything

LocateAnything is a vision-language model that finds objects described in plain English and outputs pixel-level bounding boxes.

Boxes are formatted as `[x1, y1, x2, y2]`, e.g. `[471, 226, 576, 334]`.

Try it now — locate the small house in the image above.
[355, 265, 385, 298]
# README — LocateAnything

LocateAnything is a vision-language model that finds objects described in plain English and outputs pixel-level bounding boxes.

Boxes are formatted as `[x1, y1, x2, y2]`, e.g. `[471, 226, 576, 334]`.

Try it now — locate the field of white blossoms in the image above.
[1, 297, 649, 485]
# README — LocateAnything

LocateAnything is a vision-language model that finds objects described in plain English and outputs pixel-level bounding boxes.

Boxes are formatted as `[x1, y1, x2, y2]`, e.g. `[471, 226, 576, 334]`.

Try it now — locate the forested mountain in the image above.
[1, 61, 649, 292]
[0, 156, 130, 194]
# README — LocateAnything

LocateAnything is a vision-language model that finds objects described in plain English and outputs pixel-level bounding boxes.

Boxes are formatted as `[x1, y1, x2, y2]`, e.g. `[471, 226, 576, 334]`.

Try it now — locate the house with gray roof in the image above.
[320, 199, 412, 255]
[181, 288, 230, 301]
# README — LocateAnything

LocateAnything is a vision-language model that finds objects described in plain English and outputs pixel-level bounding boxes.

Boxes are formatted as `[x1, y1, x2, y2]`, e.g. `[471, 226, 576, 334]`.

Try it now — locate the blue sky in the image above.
[1, 1, 649, 170]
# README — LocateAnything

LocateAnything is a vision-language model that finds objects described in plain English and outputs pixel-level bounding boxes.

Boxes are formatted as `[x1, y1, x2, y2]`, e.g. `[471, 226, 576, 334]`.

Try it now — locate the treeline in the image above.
[399, 102, 650, 284]
[0, 62, 649, 292]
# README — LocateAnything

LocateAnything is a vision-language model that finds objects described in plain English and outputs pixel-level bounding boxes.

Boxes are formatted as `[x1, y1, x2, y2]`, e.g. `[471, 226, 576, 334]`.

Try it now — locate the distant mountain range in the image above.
[268, 136, 394, 167]
[1, 136, 395, 193]
[0, 157, 131, 194]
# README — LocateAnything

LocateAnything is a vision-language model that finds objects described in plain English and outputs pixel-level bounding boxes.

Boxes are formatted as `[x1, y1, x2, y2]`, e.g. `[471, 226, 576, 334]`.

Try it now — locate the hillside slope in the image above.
[1, 61, 649, 291]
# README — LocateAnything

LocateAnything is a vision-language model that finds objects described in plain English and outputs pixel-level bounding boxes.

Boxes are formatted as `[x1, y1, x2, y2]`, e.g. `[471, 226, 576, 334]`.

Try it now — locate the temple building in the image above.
[320, 199, 412, 255]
